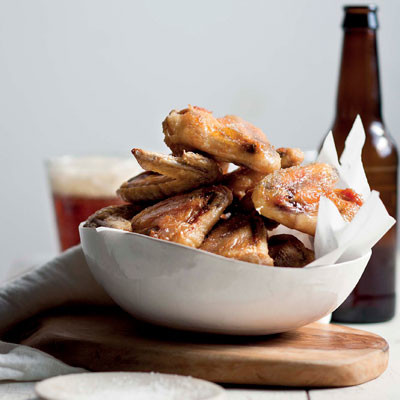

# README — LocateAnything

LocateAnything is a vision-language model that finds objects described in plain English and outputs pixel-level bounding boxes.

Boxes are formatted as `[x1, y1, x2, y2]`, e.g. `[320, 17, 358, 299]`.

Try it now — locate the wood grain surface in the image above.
[6, 306, 389, 388]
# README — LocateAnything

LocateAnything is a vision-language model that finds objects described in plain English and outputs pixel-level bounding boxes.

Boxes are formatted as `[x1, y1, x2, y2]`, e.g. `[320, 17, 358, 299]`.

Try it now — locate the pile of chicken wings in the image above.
[85, 106, 363, 267]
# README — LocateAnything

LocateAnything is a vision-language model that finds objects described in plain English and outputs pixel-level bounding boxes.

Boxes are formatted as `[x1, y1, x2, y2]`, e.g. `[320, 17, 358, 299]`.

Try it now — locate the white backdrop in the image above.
[1, 0, 399, 270]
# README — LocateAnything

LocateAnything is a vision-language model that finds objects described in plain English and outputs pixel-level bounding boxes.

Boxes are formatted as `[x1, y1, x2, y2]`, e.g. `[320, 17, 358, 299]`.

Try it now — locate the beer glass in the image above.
[47, 156, 140, 251]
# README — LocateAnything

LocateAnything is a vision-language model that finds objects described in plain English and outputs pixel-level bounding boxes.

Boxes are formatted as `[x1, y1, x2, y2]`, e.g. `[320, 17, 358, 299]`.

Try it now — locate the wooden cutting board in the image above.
[7, 306, 388, 388]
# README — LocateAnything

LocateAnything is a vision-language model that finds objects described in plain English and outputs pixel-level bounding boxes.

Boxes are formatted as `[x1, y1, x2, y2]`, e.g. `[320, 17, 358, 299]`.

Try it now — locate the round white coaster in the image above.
[35, 372, 225, 400]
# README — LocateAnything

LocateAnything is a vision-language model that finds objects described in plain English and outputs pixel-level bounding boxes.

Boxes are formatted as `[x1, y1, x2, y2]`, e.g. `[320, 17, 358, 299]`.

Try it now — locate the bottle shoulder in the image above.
[365, 121, 398, 163]
[332, 119, 398, 165]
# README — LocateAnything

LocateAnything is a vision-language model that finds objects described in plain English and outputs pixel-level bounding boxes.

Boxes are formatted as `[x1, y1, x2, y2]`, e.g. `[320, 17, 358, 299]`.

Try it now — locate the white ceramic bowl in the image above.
[79, 224, 371, 335]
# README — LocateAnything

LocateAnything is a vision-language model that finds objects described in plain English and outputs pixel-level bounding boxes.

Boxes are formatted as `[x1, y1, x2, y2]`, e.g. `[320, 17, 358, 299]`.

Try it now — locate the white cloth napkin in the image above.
[0, 245, 113, 381]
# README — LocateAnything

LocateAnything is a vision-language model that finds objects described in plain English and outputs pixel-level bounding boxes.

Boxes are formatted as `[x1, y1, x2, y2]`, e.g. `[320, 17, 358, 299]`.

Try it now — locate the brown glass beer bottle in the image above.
[330, 5, 398, 322]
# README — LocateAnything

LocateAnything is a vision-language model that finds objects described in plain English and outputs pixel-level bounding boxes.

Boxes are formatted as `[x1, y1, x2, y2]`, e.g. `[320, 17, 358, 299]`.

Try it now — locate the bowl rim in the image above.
[79, 223, 372, 272]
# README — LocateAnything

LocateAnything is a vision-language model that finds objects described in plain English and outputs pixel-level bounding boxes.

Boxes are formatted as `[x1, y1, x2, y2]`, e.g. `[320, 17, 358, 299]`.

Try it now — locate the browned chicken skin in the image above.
[277, 147, 304, 168]
[163, 106, 281, 173]
[84, 204, 146, 231]
[200, 213, 274, 266]
[252, 163, 363, 236]
[84, 105, 365, 268]
[268, 234, 315, 268]
[118, 171, 179, 202]
[217, 115, 270, 145]
[224, 193, 280, 230]
[223, 147, 304, 200]
[223, 167, 266, 200]
[132, 149, 222, 182]
[118, 150, 223, 203]
[131, 185, 233, 248]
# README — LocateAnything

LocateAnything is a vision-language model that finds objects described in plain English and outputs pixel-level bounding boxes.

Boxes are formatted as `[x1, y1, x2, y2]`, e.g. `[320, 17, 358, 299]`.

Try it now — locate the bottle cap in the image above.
[343, 5, 378, 30]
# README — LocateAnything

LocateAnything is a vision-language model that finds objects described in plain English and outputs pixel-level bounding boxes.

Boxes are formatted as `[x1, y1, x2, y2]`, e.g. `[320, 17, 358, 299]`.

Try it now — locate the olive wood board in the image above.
[5, 306, 389, 388]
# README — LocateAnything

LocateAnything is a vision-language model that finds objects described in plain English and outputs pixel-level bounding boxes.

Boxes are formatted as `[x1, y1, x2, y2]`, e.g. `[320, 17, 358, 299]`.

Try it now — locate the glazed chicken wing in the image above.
[223, 147, 304, 200]
[223, 167, 265, 200]
[132, 149, 222, 182]
[84, 204, 146, 231]
[163, 106, 281, 173]
[277, 147, 304, 168]
[252, 163, 363, 235]
[268, 234, 315, 268]
[200, 213, 274, 266]
[217, 114, 269, 144]
[224, 192, 280, 230]
[131, 185, 233, 248]
[118, 171, 183, 202]
[118, 151, 223, 203]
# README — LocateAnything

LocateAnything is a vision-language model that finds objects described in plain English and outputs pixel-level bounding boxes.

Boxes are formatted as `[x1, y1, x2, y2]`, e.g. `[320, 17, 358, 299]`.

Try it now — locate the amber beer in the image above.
[48, 156, 138, 251]
[330, 6, 398, 322]
[53, 194, 124, 251]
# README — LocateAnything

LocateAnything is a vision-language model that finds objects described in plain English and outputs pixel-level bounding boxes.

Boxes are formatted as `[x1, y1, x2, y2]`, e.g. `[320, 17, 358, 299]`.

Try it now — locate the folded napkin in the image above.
[0, 246, 113, 381]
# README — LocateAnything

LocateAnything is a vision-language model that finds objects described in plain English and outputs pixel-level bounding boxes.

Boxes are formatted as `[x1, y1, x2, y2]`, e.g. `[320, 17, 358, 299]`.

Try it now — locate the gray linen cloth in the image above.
[0, 246, 113, 381]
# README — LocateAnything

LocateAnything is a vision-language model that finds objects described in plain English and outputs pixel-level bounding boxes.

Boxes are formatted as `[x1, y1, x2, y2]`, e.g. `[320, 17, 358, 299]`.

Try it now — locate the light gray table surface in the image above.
[1, 259, 399, 400]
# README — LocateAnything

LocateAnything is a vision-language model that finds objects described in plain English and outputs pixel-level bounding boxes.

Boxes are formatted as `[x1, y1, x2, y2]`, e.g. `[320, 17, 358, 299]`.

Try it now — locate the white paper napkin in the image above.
[308, 116, 396, 267]
[269, 116, 395, 267]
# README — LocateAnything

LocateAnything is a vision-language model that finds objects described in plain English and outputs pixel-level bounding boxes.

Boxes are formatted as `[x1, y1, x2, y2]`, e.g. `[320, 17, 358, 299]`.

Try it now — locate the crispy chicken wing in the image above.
[268, 234, 314, 268]
[163, 105, 281, 173]
[132, 149, 222, 182]
[200, 213, 274, 266]
[84, 204, 145, 231]
[234, 191, 257, 213]
[223, 167, 265, 200]
[277, 147, 304, 168]
[131, 185, 233, 248]
[224, 193, 280, 230]
[223, 148, 304, 200]
[118, 151, 223, 203]
[118, 171, 185, 202]
[252, 163, 363, 235]
[217, 114, 269, 144]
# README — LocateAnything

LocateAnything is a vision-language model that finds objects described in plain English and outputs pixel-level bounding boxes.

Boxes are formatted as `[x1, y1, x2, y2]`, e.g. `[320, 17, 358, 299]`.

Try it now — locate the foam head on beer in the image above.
[48, 156, 141, 198]
[47, 156, 141, 251]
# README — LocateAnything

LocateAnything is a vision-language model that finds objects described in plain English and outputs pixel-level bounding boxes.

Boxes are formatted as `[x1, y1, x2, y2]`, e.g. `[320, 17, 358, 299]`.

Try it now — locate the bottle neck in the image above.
[335, 28, 382, 123]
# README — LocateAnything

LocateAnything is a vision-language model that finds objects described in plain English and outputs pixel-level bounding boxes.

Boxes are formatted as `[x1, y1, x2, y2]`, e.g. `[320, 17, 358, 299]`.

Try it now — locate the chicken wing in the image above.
[84, 204, 146, 231]
[118, 151, 223, 203]
[277, 147, 304, 168]
[217, 114, 269, 144]
[252, 163, 363, 235]
[328, 188, 363, 221]
[131, 185, 233, 248]
[118, 171, 187, 202]
[163, 105, 281, 173]
[268, 234, 314, 268]
[224, 193, 280, 230]
[223, 167, 265, 200]
[223, 148, 304, 200]
[200, 213, 274, 266]
[132, 149, 222, 182]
